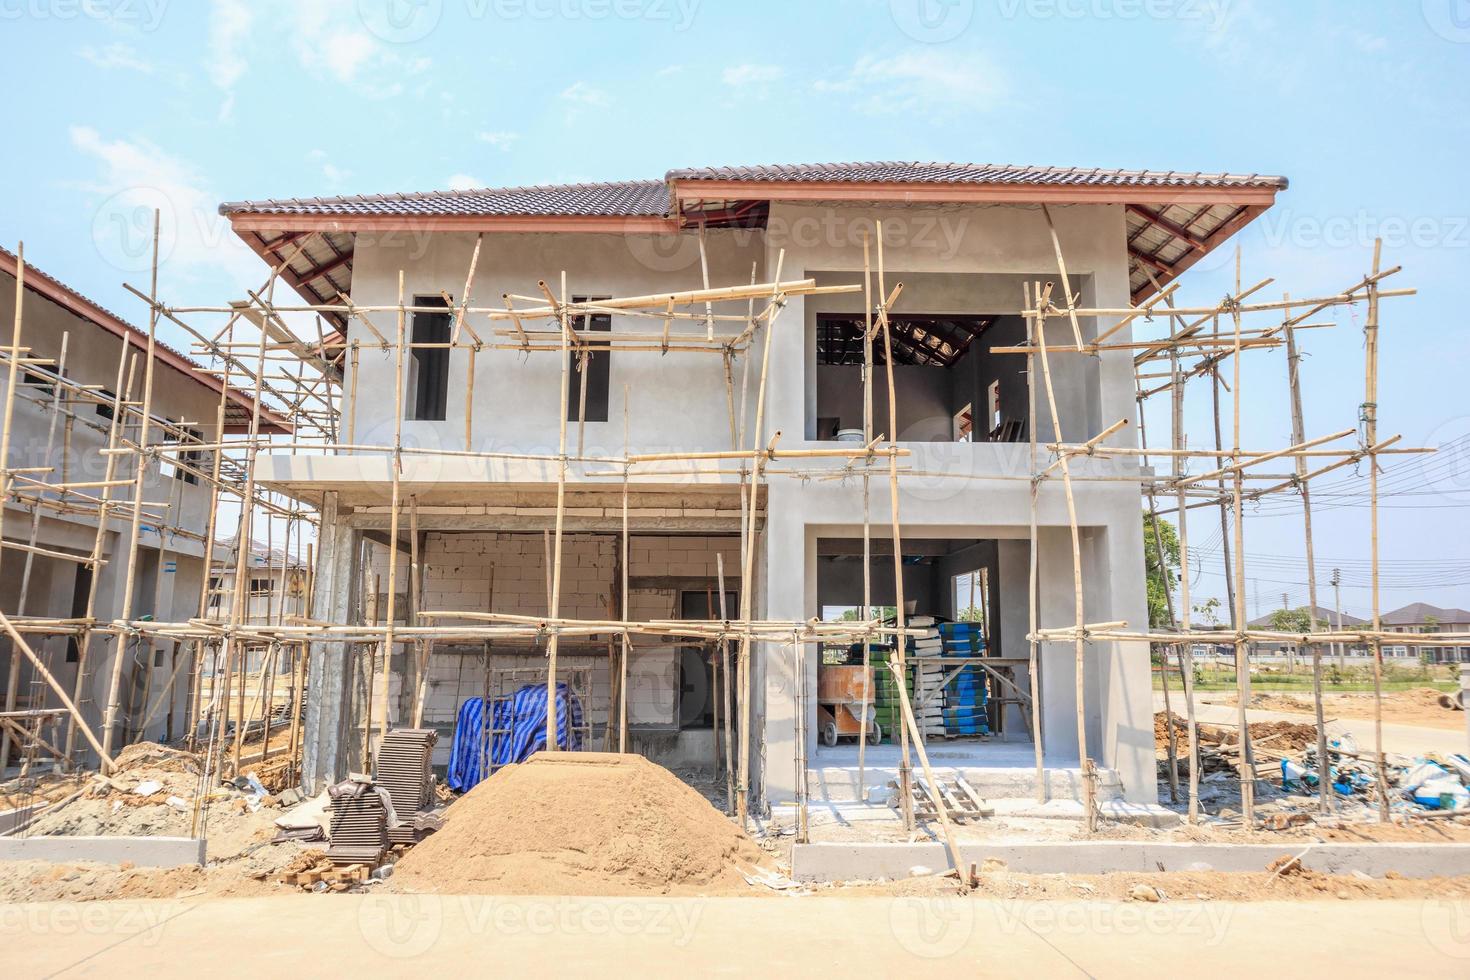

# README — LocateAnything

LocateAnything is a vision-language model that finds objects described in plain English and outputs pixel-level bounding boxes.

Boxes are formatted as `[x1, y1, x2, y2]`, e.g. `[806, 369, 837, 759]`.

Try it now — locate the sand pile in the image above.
[394, 753, 769, 896]
[1154, 712, 1319, 757]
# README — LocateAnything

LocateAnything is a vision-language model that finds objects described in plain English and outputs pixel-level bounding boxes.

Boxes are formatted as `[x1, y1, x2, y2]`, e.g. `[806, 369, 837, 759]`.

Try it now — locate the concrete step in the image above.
[806, 764, 1124, 804]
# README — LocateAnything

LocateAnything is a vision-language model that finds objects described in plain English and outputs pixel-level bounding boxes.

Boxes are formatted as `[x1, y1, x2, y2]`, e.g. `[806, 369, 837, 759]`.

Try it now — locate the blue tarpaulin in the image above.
[447, 682, 583, 791]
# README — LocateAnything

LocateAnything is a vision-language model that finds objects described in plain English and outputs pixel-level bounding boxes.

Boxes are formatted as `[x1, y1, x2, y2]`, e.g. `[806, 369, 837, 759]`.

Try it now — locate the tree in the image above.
[1143, 512, 1181, 628]
[1267, 606, 1314, 633]
[1193, 597, 1221, 628]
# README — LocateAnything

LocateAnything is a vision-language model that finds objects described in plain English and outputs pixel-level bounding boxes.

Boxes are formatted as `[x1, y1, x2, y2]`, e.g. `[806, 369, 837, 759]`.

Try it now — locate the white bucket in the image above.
[835, 428, 865, 443]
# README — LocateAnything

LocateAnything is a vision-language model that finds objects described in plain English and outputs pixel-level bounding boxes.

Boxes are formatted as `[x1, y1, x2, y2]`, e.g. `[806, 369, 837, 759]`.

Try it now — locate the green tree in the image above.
[1193, 597, 1221, 628]
[1267, 606, 1314, 633]
[1143, 512, 1181, 628]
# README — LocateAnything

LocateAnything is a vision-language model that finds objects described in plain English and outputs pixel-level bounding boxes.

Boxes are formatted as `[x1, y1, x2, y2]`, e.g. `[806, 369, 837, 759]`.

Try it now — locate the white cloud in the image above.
[307, 149, 352, 187]
[205, 0, 426, 103]
[207, 0, 252, 90]
[656, 65, 684, 77]
[722, 63, 784, 86]
[560, 81, 611, 107]
[477, 131, 520, 150]
[817, 51, 1003, 116]
[447, 174, 482, 191]
[78, 43, 153, 74]
[69, 126, 259, 290]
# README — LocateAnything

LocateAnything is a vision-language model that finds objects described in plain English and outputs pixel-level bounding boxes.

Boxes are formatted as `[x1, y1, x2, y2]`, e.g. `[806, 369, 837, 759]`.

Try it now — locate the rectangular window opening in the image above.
[408, 295, 451, 421]
[567, 298, 611, 423]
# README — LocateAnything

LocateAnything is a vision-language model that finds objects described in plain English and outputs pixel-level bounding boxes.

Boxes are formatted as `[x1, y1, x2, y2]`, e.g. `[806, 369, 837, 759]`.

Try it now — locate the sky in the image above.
[0, 0, 1466, 620]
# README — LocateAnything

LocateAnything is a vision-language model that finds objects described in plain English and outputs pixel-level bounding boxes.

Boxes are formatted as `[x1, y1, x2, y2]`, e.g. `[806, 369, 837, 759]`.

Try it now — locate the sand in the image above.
[393, 753, 770, 897]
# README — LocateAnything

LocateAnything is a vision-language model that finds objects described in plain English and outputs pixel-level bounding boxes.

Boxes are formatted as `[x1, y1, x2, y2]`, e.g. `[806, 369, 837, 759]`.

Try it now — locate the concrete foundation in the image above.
[0, 835, 205, 868]
[791, 840, 1470, 881]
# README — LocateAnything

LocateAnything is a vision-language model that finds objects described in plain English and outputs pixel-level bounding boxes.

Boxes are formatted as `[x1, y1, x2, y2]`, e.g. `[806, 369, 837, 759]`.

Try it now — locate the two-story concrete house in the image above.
[221, 162, 1287, 806]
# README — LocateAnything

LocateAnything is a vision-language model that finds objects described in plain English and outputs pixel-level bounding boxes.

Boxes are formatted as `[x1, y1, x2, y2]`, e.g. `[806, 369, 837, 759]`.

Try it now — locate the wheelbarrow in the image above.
[817, 664, 881, 747]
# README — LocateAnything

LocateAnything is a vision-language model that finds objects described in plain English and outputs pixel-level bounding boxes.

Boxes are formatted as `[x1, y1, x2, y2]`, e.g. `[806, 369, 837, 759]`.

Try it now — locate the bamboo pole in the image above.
[1025, 283, 1046, 803]
[545, 273, 572, 752]
[1281, 295, 1332, 815]
[0, 333, 68, 768]
[102, 213, 162, 768]
[1228, 250, 1256, 825]
[1363, 240, 1390, 821]
[1031, 281, 1098, 832]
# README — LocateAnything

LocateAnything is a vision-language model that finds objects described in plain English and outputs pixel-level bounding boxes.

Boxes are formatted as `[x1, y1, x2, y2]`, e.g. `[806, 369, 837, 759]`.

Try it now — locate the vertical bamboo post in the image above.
[1032, 282, 1098, 832]
[1228, 250, 1255, 824]
[873, 224, 916, 832]
[857, 231, 874, 787]
[1282, 295, 1332, 814]
[379, 270, 408, 758]
[1166, 298, 1201, 823]
[67, 349, 134, 759]
[0, 333, 67, 768]
[717, 552, 734, 807]
[1362, 240, 1390, 821]
[102, 213, 162, 768]
[735, 249, 784, 828]
[545, 273, 572, 751]
[619, 384, 630, 754]
[1025, 282, 1046, 802]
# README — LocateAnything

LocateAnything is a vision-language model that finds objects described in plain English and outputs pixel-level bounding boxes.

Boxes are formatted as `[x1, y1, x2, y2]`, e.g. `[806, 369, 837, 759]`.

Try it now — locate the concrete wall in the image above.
[362, 531, 740, 767]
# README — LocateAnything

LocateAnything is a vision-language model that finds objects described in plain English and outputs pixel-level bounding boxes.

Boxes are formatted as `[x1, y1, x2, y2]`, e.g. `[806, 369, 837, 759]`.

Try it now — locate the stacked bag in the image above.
[939, 621, 988, 736]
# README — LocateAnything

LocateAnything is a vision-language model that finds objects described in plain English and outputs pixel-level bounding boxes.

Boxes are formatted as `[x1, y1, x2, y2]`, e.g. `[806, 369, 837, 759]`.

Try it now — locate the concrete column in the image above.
[760, 491, 807, 804]
[301, 492, 361, 793]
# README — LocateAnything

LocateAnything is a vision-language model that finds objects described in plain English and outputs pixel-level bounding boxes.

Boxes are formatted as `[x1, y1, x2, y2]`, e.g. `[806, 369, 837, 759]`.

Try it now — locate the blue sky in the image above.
[1, 0, 1467, 617]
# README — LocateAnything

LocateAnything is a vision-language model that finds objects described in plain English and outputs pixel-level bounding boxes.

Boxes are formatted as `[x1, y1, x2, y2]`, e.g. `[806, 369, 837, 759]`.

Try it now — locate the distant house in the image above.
[1246, 605, 1369, 660]
[1380, 603, 1470, 663]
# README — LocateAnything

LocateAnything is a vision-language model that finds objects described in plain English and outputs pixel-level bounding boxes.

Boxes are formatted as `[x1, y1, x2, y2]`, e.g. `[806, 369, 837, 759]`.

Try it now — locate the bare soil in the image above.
[392, 752, 772, 897]
[1218, 687, 1467, 730]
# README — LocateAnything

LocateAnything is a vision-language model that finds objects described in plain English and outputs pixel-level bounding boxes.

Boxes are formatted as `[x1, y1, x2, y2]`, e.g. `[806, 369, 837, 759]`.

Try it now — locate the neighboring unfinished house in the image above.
[206, 537, 309, 626]
[218, 162, 1287, 807]
[0, 247, 287, 761]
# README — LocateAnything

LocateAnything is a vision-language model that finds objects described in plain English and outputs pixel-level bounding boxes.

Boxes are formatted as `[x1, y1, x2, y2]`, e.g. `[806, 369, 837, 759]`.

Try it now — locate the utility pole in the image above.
[1282, 591, 1293, 672]
[1332, 568, 1344, 670]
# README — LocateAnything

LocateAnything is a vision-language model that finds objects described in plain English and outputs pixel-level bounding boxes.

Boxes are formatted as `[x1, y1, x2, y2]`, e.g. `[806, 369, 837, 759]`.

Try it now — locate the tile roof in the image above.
[0, 245, 289, 433]
[220, 180, 671, 218]
[218, 162, 1287, 218]
[1381, 602, 1470, 626]
[667, 161, 1289, 189]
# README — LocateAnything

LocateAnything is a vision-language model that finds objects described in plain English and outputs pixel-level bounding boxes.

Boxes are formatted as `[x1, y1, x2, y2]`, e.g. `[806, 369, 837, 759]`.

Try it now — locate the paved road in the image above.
[1152, 692, 1470, 758]
[4, 894, 1470, 977]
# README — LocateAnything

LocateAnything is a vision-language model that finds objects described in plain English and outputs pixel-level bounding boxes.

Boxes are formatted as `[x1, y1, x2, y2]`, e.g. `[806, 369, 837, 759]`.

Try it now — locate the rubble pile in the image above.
[1155, 711, 1470, 819]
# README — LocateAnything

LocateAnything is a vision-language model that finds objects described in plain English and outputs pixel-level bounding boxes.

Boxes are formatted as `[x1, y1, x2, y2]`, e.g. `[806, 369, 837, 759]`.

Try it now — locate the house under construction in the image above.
[1, 160, 1453, 838]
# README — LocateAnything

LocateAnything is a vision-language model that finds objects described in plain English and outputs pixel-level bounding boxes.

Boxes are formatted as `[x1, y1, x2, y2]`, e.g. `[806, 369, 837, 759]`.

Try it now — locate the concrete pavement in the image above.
[4, 894, 1470, 977]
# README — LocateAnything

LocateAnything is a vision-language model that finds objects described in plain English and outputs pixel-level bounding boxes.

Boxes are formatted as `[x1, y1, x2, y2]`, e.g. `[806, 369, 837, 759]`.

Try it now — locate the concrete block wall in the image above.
[373, 531, 741, 759]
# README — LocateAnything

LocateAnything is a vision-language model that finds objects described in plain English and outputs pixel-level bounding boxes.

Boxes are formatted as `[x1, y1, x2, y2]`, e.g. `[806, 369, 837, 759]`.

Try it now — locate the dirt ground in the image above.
[1217, 687, 1468, 730]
